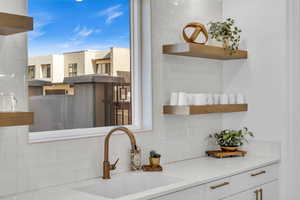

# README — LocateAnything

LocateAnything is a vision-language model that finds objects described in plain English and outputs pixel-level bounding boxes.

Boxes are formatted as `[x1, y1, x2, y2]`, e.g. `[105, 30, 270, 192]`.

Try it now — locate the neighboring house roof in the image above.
[63, 50, 111, 60]
[64, 74, 125, 84]
[28, 79, 52, 87]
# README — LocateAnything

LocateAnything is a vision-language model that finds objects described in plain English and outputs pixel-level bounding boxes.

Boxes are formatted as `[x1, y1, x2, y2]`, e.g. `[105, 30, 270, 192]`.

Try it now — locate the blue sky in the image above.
[28, 0, 130, 56]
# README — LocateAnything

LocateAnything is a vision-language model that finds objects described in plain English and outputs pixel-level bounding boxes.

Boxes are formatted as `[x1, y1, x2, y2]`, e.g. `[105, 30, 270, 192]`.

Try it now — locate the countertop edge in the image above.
[128, 157, 280, 200]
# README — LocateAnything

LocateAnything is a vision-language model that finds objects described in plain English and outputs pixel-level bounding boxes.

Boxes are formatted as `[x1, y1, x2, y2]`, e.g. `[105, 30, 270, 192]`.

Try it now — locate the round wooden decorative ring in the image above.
[182, 22, 209, 44]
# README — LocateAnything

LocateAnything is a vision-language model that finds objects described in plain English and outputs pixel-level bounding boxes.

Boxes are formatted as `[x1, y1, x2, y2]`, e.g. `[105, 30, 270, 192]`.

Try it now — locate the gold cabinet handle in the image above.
[254, 189, 263, 200]
[251, 170, 266, 177]
[210, 182, 230, 190]
[255, 189, 259, 200]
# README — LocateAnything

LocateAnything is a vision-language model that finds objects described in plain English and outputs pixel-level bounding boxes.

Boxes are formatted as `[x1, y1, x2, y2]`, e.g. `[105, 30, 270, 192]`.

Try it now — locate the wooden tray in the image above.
[206, 150, 247, 159]
[142, 165, 163, 172]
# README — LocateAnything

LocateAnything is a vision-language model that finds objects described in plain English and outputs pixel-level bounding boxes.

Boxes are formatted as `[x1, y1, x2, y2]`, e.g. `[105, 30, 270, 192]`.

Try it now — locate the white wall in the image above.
[222, 0, 288, 199]
[222, 0, 287, 141]
[0, 0, 28, 197]
[84, 51, 97, 75]
[52, 55, 64, 83]
[29, 55, 65, 82]
[0, 0, 225, 198]
[64, 52, 85, 77]
[28, 55, 53, 81]
[111, 47, 130, 76]
[0, 0, 291, 199]
[284, 1, 300, 199]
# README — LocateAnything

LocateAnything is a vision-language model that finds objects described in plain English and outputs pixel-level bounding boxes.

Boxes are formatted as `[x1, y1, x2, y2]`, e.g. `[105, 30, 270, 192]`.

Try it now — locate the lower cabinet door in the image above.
[223, 189, 253, 200]
[152, 185, 205, 200]
[224, 181, 279, 200]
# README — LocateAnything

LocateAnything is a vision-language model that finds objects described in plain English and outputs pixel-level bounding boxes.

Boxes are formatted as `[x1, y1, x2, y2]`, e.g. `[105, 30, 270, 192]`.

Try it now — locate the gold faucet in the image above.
[102, 127, 137, 179]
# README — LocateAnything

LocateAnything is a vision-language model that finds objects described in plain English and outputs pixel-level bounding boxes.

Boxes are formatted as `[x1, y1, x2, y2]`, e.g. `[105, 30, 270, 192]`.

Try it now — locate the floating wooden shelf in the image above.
[163, 43, 248, 60]
[0, 12, 33, 35]
[0, 112, 33, 127]
[163, 104, 248, 115]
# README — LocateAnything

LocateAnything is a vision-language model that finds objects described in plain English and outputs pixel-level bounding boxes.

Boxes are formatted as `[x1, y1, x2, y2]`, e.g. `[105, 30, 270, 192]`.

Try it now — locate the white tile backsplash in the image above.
[0, 0, 279, 199]
[0, 0, 222, 196]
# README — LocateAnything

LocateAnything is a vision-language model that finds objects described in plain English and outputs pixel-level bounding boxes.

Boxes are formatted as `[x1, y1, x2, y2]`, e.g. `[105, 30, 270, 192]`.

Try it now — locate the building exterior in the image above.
[28, 47, 130, 83]
[28, 54, 64, 83]
[29, 75, 130, 132]
[28, 47, 132, 129]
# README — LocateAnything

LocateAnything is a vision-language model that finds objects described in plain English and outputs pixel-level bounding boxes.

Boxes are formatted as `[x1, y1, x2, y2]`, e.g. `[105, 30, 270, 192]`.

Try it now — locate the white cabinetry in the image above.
[153, 164, 279, 200]
[225, 181, 278, 200]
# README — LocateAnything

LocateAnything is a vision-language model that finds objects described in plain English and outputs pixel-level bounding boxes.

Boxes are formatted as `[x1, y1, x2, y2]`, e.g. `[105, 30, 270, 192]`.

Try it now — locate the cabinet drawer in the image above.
[153, 185, 205, 200]
[224, 181, 279, 200]
[231, 164, 278, 194]
[205, 177, 232, 200]
[205, 164, 278, 200]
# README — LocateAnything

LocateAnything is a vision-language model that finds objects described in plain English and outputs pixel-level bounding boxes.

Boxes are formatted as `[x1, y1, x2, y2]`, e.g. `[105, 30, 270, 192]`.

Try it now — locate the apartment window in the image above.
[28, 65, 35, 79]
[28, 0, 133, 134]
[28, 0, 151, 143]
[68, 63, 78, 77]
[96, 63, 111, 75]
[41, 64, 51, 78]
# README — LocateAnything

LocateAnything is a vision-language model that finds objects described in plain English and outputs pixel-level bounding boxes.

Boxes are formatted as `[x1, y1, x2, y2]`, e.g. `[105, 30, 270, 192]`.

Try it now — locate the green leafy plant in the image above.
[208, 18, 242, 52]
[210, 127, 254, 147]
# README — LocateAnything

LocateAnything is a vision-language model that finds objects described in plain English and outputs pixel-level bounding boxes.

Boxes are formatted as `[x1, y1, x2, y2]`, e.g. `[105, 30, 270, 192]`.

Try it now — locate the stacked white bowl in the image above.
[170, 92, 245, 106]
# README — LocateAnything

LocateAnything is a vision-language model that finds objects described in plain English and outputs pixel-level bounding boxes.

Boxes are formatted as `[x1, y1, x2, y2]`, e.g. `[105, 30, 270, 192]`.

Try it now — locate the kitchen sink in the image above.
[74, 172, 181, 199]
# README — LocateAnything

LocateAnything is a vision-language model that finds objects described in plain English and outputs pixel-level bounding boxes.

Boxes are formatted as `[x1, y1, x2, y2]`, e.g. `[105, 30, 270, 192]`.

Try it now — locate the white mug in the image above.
[178, 92, 188, 106]
[187, 93, 195, 105]
[229, 94, 236, 104]
[170, 92, 178, 105]
[237, 93, 245, 104]
[195, 93, 207, 105]
[213, 94, 220, 105]
[207, 94, 214, 105]
[220, 94, 229, 104]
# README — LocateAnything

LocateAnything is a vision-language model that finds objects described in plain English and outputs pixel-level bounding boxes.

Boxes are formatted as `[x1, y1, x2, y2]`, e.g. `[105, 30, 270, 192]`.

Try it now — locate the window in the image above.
[96, 63, 111, 75]
[68, 63, 78, 77]
[28, 0, 151, 143]
[28, 65, 35, 79]
[41, 64, 51, 78]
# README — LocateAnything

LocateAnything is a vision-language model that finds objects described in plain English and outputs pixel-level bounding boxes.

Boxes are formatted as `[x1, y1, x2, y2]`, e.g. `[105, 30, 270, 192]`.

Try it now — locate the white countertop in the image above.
[11, 155, 280, 200]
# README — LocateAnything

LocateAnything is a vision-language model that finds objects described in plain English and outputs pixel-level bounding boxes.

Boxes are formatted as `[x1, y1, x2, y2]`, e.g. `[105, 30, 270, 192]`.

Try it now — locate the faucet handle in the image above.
[110, 158, 119, 170]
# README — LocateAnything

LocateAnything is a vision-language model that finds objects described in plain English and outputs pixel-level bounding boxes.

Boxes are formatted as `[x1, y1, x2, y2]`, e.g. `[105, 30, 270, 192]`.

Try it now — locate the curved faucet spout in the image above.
[102, 127, 138, 179]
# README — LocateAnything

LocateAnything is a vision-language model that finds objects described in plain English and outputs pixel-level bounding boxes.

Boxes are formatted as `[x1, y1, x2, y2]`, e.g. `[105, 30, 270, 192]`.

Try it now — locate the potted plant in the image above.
[208, 18, 242, 52]
[210, 127, 254, 152]
[149, 150, 161, 167]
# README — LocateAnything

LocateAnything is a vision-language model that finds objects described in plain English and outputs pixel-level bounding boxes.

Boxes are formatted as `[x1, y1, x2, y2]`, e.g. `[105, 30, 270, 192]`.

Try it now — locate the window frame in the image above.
[29, 0, 152, 143]
[41, 64, 51, 78]
[95, 62, 111, 75]
[68, 63, 78, 77]
[28, 65, 35, 79]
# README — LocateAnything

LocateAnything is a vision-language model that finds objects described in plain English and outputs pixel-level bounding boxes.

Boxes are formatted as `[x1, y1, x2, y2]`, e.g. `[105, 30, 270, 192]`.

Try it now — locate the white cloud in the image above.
[78, 27, 94, 37]
[59, 25, 99, 50]
[106, 12, 123, 24]
[98, 4, 124, 24]
[29, 12, 54, 40]
[99, 4, 121, 15]
[94, 29, 102, 33]
[73, 25, 81, 33]
[59, 40, 84, 49]
[75, 0, 84, 2]
[73, 25, 98, 37]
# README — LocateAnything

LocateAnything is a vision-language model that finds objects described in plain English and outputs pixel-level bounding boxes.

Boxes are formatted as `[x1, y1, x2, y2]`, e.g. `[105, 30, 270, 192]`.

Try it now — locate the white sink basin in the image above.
[74, 172, 182, 199]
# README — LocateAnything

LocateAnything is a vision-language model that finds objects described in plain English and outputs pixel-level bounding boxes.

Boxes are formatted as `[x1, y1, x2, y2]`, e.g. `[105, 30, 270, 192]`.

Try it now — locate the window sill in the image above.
[29, 126, 152, 144]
